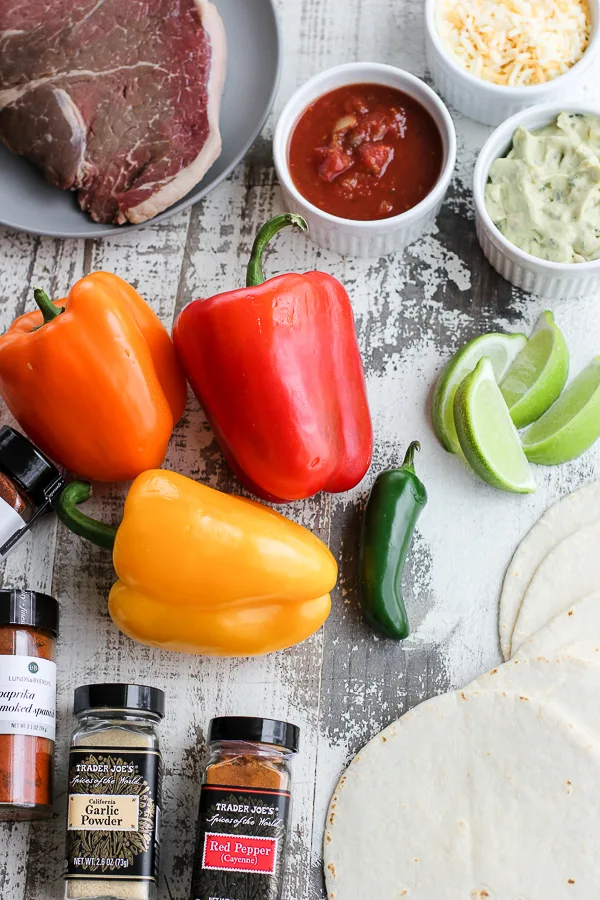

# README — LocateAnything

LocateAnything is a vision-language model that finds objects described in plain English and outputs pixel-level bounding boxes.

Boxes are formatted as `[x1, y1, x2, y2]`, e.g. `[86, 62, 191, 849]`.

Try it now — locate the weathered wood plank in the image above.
[167, 137, 332, 900]
[301, 0, 600, 893]
[0, 235, 85, 899]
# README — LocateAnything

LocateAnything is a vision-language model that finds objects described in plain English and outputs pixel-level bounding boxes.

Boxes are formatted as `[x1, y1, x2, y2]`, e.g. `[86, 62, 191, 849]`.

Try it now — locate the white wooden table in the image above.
[2, 1, 600, 897]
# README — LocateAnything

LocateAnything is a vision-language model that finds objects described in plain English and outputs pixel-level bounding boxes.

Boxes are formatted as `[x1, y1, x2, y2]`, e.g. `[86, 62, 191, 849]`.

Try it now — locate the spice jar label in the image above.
[68, 793, 140, 831]
[192, 785, 291, 900]
[65, 748, 162, 885]
[0, 654, 56, 740]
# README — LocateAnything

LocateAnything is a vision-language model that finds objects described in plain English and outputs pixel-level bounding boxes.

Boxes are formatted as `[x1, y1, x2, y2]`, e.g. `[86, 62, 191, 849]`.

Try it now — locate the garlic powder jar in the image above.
[64, 684, 165, 900]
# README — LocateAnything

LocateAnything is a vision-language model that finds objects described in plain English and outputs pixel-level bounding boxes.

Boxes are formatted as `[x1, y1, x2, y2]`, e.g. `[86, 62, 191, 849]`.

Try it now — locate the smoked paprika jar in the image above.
[191, 716, 299, 900]
[0, 588, 59, 821]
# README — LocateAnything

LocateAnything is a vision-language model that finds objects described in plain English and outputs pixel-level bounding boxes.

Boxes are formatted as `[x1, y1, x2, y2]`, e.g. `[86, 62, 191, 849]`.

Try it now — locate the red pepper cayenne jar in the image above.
[190, 716, 300, 900]
[0, 588, 59, 820]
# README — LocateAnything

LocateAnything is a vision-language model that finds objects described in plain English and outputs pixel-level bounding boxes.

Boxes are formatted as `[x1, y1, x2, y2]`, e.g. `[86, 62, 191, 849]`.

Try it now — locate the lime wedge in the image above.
[433, 332, 527, 454]
[500, 311, 569, 429]
[522, 357, 600, 465]
[454, 357, 536, 494]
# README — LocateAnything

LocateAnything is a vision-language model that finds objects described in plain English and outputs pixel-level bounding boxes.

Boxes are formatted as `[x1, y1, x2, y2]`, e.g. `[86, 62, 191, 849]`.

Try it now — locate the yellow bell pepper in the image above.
[56, 470, 337, 656]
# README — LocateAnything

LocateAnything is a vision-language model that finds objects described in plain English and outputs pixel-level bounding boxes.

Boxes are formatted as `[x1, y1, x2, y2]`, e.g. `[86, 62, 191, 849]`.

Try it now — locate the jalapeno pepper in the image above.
[359, 441, 428, 640]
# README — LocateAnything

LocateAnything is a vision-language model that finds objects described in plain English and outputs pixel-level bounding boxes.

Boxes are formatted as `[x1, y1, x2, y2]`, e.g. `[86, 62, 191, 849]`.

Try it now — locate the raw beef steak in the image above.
[0, 0, 227, 224]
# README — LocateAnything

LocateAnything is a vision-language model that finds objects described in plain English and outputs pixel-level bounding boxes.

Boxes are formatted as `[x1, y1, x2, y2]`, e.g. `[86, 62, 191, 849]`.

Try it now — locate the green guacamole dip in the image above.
[485, 113, 600, 264]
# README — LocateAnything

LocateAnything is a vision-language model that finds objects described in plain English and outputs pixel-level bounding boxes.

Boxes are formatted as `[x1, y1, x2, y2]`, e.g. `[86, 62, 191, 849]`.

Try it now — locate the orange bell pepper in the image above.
[0, 272, 187, 482]
[56, 471, 337, 657]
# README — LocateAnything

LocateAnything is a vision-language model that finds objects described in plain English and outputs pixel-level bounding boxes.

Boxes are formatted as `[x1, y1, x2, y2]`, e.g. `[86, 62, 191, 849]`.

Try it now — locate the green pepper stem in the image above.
[246, 214, 309, 287]
[33, 288, 63, 325]
[55, 482, 118, 551]
[401, 441, 421, 473]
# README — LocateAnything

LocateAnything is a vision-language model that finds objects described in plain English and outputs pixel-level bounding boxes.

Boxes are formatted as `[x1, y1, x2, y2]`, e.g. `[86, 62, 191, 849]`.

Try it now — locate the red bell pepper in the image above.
[173, 214, 373, 503]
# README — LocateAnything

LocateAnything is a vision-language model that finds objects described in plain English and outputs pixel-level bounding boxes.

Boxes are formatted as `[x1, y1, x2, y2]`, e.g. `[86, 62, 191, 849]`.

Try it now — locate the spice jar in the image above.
[0, 426, 65, 556]
[0, 588, 59, 821]
[64, 683, 165, 900]
[191, 716, 300, 900]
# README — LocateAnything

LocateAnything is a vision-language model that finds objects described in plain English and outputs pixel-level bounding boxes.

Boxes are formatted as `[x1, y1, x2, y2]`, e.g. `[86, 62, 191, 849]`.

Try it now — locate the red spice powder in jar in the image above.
[0, 589, 59, 821]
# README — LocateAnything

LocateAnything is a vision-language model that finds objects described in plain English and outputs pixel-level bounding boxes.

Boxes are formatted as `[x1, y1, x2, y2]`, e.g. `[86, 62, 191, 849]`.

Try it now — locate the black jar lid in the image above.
[0, 426, 64, 506]
[208, 716, 300, 753]
[74, 683, 165, 718]
[0, 589, 59, 636]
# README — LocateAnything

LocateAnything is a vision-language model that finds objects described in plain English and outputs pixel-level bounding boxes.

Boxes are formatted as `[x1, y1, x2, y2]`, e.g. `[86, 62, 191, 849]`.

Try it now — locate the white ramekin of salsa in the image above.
[474, 103, 600, 299]
[425, 0, 600, 126]
[273, 63, 456, 258]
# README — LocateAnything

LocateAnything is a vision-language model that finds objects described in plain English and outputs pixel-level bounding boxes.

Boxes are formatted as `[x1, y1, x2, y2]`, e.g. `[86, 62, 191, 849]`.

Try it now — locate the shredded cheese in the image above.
[436, 0, 591, 86]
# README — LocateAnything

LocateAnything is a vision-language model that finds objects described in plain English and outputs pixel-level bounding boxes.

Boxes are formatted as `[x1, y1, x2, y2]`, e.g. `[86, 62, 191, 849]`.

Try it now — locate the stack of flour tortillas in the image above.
[500, 481, 600, 661]
[324, 482, 600, 899]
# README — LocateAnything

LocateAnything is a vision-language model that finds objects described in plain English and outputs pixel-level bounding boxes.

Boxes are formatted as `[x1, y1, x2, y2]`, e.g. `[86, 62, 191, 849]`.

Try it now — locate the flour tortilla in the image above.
[499, 482, 600, 661]
[514, 593, 600, 663]
[466, 656, 600, 736]
[324, 689, 600, 899]
[511, 522, 600, 655]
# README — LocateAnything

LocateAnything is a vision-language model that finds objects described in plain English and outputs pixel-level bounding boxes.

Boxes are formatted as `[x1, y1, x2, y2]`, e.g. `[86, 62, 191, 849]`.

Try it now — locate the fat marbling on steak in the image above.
[0, 0, 227, 224]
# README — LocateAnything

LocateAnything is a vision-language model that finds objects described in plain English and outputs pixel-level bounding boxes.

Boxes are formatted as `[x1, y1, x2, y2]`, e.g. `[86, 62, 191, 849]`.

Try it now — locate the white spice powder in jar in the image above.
[64, 684, 165, 900]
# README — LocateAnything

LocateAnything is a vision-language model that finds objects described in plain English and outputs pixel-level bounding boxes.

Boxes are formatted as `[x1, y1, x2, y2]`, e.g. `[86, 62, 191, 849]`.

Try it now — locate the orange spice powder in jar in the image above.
[0, 589, 59, 821]
[191, 716, 299, 900]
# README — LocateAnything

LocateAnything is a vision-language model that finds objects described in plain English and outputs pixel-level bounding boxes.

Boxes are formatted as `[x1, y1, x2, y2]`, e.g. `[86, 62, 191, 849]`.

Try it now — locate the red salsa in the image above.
[288, 83, 444, 221]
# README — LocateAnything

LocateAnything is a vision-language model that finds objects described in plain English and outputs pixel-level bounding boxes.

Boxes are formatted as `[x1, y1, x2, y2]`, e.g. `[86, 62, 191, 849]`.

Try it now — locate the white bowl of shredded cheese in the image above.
[474, 103, 600, 298]
[426, 0, 599, 125]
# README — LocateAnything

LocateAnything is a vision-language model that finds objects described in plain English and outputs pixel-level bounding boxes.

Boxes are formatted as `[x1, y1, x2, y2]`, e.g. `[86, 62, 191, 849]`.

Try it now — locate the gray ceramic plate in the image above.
[0, 0, 281, 239]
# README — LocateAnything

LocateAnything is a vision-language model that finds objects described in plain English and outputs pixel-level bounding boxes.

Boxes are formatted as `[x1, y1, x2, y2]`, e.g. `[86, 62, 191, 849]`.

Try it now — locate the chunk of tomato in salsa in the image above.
[289, 84, 443, 221]
[357, 143, 394, 177]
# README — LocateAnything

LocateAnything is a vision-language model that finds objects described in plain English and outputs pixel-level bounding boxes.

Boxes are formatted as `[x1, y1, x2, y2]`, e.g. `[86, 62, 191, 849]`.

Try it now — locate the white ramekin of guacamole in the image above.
[474, 104, 600, 299]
